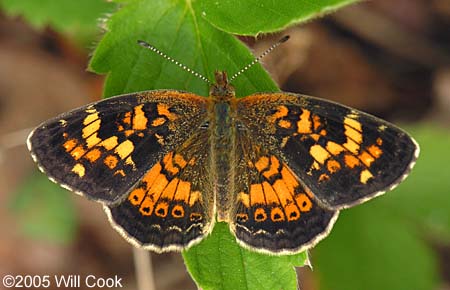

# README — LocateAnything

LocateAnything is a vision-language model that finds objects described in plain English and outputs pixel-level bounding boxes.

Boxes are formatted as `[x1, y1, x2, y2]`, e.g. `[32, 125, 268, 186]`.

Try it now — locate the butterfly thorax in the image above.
[209, 71, 237, 221]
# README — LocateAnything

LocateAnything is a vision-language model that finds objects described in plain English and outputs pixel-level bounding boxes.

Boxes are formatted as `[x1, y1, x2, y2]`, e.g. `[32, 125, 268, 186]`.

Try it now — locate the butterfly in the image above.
[27, 37, 419, 254]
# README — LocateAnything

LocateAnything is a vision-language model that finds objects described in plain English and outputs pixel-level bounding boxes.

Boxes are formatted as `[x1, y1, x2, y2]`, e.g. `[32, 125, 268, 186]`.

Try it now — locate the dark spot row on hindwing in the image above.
[106, 130, 214, 251]
[230, 130, 338, 253]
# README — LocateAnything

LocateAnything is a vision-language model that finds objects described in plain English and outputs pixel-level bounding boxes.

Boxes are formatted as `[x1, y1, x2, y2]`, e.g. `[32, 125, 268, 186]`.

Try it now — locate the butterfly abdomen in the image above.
[210, 100, 236, 221]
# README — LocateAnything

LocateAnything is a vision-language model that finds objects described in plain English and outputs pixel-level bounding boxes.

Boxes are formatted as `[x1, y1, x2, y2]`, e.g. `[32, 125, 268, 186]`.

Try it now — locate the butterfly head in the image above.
[210, 71, 235, 101]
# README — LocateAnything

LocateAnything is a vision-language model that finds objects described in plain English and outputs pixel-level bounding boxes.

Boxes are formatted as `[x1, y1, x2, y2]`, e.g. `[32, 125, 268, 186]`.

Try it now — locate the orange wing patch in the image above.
[266, 105, 384, 185]
[85, 148, 102, 163]
[127, 151, 202, 219]
[71, 163, 85, 177]
[297, 109, 312, 134]
[58, 100, 188, 182]
[157, 103, 178, 121]
[240, 155, 315, 223]
[132, 104, 148, 130]
[267, 105, 288, 124]
[63, 139, 78, 152]
[305, 114, 384, 184]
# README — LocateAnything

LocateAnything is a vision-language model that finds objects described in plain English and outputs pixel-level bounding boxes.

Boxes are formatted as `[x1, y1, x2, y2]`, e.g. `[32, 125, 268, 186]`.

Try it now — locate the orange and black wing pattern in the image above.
[229, 128, 338, 254]
[27, 91, 208, 204]
[236, 93, 419, 210]
[106, 129, 214, 252]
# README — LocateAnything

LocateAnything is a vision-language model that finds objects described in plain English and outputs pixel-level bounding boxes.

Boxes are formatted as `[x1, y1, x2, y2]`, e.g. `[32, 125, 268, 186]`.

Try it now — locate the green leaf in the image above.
[89, 0, 278, 98]
[183, 222, 308, 290]
[382, 125, 450, 240]
[0, 0, 116, 45]
[314, 202, 439, 290]
[313, 125, 450, 290]
[10, 172, 77, 244]
[198, 0, 360, 35]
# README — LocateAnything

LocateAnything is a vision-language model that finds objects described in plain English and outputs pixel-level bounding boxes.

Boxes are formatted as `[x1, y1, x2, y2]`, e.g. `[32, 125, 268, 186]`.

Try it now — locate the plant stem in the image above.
[133, 247, 155, 290]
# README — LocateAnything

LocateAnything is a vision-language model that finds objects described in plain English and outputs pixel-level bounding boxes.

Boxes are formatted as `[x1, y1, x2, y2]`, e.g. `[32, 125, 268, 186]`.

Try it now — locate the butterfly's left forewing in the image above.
[236, 93, 419, 210]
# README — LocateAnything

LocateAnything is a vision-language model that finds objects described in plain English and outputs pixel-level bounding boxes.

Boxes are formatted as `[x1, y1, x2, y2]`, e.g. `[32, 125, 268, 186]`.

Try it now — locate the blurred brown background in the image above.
[0, 0, 449, 289]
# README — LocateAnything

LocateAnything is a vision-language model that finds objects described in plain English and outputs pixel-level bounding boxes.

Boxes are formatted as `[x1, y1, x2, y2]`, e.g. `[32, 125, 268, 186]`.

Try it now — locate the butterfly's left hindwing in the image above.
[28, 91, 208, 204]
[236, 93, 419, 210]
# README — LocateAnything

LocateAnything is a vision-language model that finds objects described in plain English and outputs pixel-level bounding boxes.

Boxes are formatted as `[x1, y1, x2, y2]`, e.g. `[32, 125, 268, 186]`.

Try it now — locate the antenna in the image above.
[138, 35, 290, 85]
[229, 35, 290, 82]
[137, 40, 211, 84]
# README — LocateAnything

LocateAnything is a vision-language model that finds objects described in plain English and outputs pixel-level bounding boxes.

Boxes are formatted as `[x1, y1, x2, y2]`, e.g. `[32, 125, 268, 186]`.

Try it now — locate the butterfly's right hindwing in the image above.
[106, 129, 214, 252]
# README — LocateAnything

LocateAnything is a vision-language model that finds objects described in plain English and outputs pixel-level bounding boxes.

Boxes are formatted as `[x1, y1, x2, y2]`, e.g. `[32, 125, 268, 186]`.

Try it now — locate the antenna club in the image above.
[137, 40, 150, 48]
[279, 35, 290, 43]
[138, 39, 211, 84]
[229, 35, 290, 82]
